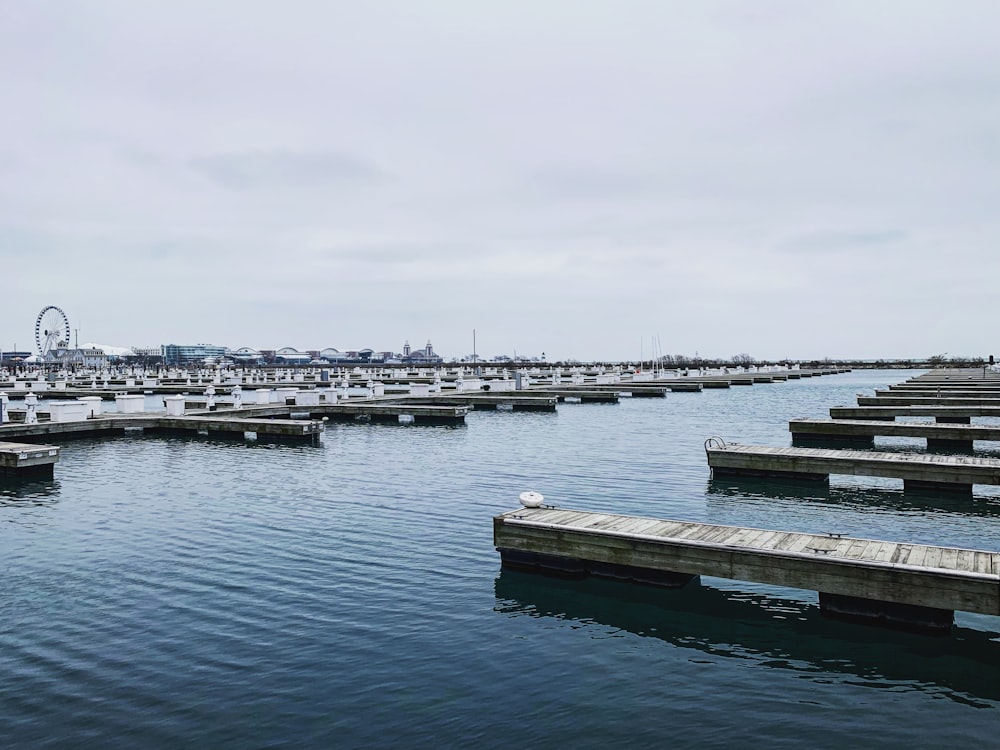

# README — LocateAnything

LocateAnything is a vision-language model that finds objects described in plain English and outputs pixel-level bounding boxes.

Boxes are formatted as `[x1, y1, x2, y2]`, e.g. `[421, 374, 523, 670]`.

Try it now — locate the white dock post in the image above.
[0, 392, 7, 424]
[232, 385, 243, 409]
[205, 384, 216, 411]
[25, 392, 38, 424]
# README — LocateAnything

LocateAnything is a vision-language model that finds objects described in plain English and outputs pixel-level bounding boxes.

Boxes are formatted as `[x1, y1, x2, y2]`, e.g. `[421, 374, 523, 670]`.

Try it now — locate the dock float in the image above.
[0, 441, 60, 478]
[521, 389, 620, 403]
[858, 395, 1000, 407]
[789, 418, 1000, 450]
[705, 440, 1000, 494]
[400, 394, 558, 411]
[494, 505, 999, 633]
[210, 402, 469, 425]
[829, 405, 1000, 423]
[0, 415, 324, 443]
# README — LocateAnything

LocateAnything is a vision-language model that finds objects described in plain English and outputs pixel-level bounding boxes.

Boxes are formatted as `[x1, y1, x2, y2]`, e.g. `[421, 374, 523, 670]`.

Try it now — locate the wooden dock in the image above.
[399, 394, 559, 411]
[0, 414, 324, 443]
[517, 389, 620, 403]
[213, 400, 469, 425]
[706, 441, 1000, 493]
[494, 505, 999, 632]
[0, 441, 60, 478]
[858, 395, 1000, 407]
[829, 405, 1000, 423]
[789, 418, 1000, 450]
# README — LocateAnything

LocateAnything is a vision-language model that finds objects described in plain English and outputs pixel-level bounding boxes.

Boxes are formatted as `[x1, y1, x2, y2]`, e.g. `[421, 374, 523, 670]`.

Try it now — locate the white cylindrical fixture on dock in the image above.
[232, 385, 243, 409]
[0, 392, 8, 424]
[255, 388, 272, 405]
[164, 395, 186, 416]
[24, 393, 39, 424]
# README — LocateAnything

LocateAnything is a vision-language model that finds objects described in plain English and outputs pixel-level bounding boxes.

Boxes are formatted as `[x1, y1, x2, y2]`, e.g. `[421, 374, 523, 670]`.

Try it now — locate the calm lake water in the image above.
[3, 370, 999, 748]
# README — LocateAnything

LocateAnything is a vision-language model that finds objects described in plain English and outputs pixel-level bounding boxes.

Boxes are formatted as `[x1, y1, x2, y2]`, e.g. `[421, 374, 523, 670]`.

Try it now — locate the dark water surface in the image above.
[3, 370, 999, 748]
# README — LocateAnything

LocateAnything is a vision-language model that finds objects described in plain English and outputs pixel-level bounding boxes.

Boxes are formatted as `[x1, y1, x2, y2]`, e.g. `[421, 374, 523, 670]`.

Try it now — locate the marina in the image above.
[4, 366, 999, 749]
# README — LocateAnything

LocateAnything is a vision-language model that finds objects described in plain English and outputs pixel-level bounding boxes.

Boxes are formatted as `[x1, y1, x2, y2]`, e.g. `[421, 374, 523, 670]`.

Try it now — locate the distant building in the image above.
[274, 347, 311, 364]
[404, 339, 442, 364]
[229, 347, 263, 364]
[44, 347, 108, 368]
[161, 343, 227, 365]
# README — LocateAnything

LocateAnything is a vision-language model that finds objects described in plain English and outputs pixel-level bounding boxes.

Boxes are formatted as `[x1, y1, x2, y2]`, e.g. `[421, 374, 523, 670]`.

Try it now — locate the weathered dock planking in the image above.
[789, 418, 1000, 450]
[518, 389, 620, 403]
[494, 506, 1000, 632]
[858, 395, 1000, 407]
[0, 414, 324, 442]
[829, 405, 1000, 423]
[0, 441, 60, 477]
[705, 441, 1000, 493]
[399, 394, 559, 411]
[208, 402, 469, 425]
[531, 384, 667, 398]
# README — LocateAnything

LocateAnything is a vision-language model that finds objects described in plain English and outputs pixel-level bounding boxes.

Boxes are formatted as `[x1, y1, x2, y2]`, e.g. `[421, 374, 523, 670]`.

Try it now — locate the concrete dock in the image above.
[494, 505, 1000, 632]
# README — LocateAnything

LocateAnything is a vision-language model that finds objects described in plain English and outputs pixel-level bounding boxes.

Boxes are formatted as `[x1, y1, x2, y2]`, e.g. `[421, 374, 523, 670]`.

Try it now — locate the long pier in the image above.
[829, 405, 1000, 423]
[212, 402, 469, 425]
[789, 418, 1000, 450]
[705, 441, 1000, 493]
[494, 505, 1000, 632]
[0, 414, 324, 443]
[398, 394, 559, 411]
[858, 395, 1000, 407]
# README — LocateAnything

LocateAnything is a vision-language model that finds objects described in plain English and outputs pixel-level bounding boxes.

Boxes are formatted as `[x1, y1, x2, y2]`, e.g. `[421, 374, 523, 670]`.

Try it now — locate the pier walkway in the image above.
[0, 414, 324, 442]
[789, 418, 1000, 450]
[494, 505, 1000, 632]
[705, 441, 1000, 493]
[830, 405, 1000, 422]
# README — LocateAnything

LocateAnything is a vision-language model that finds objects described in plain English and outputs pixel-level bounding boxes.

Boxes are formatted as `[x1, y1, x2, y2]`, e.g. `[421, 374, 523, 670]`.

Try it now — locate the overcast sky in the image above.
[3, 1, 998, 361]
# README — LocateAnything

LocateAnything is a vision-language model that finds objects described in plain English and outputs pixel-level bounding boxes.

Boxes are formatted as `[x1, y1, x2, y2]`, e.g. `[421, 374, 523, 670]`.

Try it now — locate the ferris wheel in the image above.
[35, 305, 71, 356]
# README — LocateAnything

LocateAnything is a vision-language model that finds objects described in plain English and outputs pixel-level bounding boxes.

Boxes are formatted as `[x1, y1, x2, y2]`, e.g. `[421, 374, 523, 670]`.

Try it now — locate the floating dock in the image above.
[858, 395, 1000, 407]
[494, 505, 999, 633]
[0, 441, 60, 478]
[205, 402, 470, 425]
[0, 415, 324, 443]
[400, 394, 559, 411]
[516, 389, 620, 403]
[829, 405, 1000, 423]
[705, 441, 1000, 494]
[789, 418, 1000, 450]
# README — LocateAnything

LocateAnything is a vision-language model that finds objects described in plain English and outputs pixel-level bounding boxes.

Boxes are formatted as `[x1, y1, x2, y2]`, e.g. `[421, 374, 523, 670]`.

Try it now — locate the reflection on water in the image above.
[0, 477, 61, 506]
[494, 569, 1000, 708]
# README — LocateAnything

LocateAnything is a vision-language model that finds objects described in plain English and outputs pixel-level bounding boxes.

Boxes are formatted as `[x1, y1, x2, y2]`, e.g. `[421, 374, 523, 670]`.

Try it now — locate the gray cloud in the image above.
[1, 2, 998, 359]
[190, 150, 386, 191]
